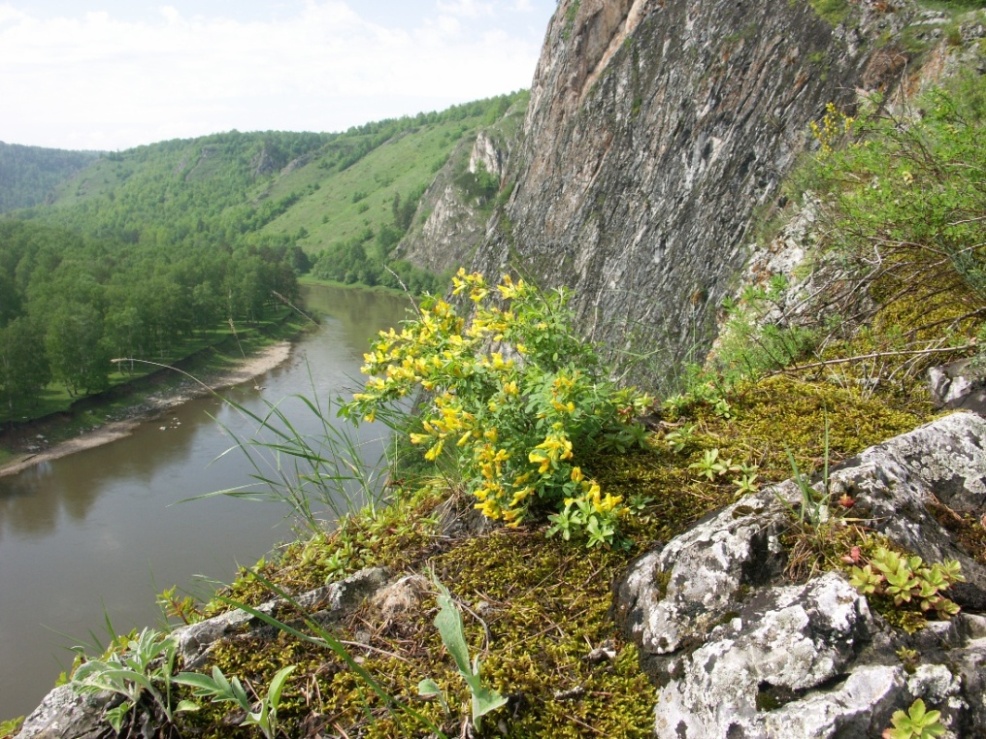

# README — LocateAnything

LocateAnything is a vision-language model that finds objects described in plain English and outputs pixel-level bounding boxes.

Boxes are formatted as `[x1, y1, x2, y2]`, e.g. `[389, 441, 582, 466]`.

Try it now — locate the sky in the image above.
[0, 0, 558, 151]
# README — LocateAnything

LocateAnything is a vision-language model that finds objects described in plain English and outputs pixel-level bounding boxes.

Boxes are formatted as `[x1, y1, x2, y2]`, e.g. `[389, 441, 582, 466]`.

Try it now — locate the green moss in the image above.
[926, 498, 986, 566]
[0, 717, 24, 737]
[807, 0, 851, 26]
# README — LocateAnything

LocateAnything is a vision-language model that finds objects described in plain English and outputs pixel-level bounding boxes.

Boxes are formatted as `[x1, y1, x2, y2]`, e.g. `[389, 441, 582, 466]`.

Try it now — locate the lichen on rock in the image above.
[617, 412, 986, 738]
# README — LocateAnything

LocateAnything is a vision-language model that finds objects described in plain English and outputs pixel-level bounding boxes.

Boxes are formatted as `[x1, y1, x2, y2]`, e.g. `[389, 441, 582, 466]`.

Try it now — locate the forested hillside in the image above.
[0, 142, 100, 213]
[0, 93, 525, 421]
[0, 219, 301, 416]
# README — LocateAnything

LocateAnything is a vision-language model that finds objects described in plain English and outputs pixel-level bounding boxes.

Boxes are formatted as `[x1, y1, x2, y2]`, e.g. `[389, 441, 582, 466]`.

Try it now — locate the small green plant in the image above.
[156, 585, 204, 625]
[895, 647, 920, 674]
[689, 448, 739, 481]
[883, 698, 946, 739]
[341, 270, 653, 547]
[663, 423, 696, 453]
[712, 397, 733, 419]
[850, 546, 964, 620]
[418, 573, 508, 731]
[733, 461, 761, 496]
[547, 487, 621, 549]
[175, 664, 296, 739]
[777, 415, 833, 527]
[784, 446, 831, 526]
[70, 628, 196, 734]
[0, 717, 24, 737]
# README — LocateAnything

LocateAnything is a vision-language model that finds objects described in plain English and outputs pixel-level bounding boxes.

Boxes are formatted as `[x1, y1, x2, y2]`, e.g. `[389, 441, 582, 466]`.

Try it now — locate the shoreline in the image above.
[0, 341, 293, 478]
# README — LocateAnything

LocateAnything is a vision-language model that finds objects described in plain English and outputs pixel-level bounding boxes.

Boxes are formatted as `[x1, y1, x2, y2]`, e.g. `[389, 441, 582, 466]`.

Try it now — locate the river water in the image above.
[0, 284, 413, 720]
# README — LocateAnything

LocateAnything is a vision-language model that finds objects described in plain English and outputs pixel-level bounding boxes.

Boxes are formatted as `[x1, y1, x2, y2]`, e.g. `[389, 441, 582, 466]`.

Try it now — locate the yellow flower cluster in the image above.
[341, 269, 644, 547]
[528, 426, 574, 475]
[563, 467, 623, 516]
[810, 102, 855, 155]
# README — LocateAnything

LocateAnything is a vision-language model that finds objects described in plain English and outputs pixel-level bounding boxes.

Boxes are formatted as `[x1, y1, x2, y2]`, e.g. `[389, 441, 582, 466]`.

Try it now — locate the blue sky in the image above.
[0, 1, 557, 151]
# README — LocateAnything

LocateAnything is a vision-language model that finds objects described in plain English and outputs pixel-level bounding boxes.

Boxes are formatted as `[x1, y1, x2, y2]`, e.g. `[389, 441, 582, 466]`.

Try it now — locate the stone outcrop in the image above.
[14, 568, 392, 739]
[475, 0, 915, 387]
[20, 413, 986, 738]
[392, 135, 504, 275]
[395, 108, 520, 276]
[616, 411, 986, 738]
[931, 359, 986, 417]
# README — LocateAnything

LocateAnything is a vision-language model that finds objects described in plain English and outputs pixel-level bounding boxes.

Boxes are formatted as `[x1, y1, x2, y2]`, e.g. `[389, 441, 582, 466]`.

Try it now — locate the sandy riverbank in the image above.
[0, 341, 293, 478]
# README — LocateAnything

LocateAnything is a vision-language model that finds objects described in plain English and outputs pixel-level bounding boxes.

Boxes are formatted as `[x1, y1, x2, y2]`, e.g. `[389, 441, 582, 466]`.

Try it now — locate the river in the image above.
[0, 284, 413, 720]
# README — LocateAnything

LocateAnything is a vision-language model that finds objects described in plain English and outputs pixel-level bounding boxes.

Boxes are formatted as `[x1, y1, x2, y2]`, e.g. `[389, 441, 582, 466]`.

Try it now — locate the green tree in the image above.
[0, 316, 51, 411]
[44, 302, 110, 396]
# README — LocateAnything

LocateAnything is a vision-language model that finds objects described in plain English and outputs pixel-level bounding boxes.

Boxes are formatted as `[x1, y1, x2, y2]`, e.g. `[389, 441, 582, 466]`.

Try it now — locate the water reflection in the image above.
[0, 284, 411, 720]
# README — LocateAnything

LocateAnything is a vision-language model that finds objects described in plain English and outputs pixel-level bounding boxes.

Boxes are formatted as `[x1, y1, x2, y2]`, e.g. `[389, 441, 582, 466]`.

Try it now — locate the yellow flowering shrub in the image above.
[341, 269, 653, 547]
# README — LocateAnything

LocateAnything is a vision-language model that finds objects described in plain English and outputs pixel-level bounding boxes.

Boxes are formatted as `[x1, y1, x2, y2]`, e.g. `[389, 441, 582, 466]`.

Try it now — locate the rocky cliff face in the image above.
[474, 0, 912, 388]
[392, 136, 488, 274]
[395, 102, 523, 275]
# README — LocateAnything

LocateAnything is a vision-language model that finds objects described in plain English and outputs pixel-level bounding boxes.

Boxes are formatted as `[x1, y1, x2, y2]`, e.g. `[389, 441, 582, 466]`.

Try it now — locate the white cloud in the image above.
[0, 0, 553, 150]
[436, 0, 494, 18]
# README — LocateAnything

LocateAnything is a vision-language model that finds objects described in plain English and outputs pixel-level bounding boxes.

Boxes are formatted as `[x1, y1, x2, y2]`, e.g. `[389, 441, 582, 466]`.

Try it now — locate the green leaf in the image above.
[417, 678, 443, 698]
[104, 702, 132, 735]
[470, 684, 509, 730]
[433, 583, 473, 678]
[267, 665, 296, 712]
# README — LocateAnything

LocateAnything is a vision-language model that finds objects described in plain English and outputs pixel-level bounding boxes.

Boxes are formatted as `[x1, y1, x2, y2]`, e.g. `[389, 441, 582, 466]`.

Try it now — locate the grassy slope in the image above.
[258, 122, 474, 256]
[31, 108, 503, 261]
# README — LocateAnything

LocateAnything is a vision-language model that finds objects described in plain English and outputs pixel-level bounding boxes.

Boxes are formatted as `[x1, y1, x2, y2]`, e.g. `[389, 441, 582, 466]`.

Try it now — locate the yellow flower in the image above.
[529, 449, 551, 475]
[497, 275, 526, 300]
[510, 487, 533, 507]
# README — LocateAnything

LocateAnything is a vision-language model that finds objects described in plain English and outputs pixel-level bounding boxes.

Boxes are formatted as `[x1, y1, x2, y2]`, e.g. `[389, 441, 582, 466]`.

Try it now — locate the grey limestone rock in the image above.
[176, 565, 390, 669]
[15, 686, 112, 739]
[930, 359, 986, 417]
[617, 412, 986, 738]
[16, 567, 391, 739]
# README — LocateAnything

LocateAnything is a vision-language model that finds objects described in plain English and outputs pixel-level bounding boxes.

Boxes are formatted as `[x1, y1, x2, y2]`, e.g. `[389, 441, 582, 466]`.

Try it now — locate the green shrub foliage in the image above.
[342, 270, 653, 547]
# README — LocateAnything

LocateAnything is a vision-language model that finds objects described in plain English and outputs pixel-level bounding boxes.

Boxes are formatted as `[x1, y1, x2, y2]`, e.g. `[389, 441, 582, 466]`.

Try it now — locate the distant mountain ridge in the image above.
[0, 93, 526, 294]
[0, 142, 101, 213]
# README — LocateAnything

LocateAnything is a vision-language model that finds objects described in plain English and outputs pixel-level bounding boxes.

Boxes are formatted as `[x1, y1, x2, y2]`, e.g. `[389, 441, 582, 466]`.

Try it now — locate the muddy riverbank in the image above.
[0, 342, 292, 477]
